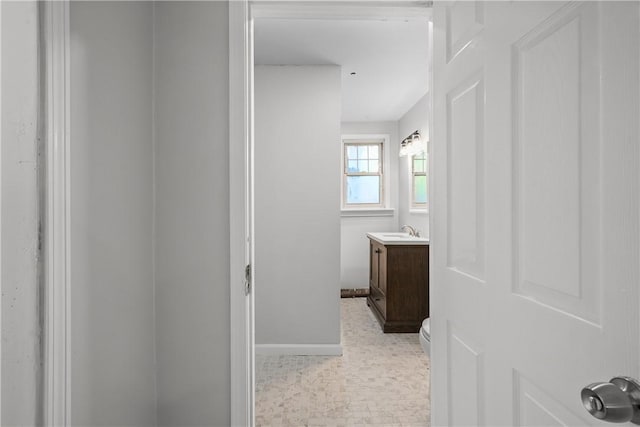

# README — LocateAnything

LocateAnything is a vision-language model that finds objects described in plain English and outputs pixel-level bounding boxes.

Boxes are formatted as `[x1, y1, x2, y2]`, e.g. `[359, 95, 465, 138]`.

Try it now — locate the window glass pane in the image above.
[357, 159, 369, 173]
[413, 155, 426, 173]
[414, 175, 427, 204]
[369, 145, 379, 159]
[369, 159, 379, 173]
[347, 145, 358, 160]
[358, 145, 368, 159]
[347, 160, 358, 172]
[347, 176, 380, 204]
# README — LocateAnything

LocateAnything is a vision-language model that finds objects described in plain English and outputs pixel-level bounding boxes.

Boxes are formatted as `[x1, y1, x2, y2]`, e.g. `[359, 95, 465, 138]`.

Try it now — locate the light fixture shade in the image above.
[399, 130, 426, 157]
[399, 142, 411, 157]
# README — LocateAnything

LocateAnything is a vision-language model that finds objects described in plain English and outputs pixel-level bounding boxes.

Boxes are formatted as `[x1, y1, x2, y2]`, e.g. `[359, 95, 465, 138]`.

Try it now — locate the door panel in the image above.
[512, 2, 601, 324]
[447, 323, 484, 426]
[432, 1, 639, 426]
[514, 373, 586, 427]
[447, 71, 485, 281]
[446, 1, 484, 63]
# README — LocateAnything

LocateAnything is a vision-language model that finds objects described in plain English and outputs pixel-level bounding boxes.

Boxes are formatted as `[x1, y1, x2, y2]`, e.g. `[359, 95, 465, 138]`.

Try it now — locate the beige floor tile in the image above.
[256, 298, 430, 426]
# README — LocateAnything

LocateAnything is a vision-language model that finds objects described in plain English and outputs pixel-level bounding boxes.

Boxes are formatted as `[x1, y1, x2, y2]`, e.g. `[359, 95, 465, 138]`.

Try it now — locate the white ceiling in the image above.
[254, 18, 430, 122]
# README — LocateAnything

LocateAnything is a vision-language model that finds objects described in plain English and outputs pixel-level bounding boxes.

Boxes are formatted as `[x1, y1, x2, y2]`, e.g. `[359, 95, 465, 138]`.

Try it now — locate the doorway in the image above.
[245, 3, 433, 426]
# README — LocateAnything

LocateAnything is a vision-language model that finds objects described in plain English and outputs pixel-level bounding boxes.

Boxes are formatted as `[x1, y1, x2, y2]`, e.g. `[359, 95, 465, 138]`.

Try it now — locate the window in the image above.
[343, 141, 384, 207]
[411, 151, 427, 209]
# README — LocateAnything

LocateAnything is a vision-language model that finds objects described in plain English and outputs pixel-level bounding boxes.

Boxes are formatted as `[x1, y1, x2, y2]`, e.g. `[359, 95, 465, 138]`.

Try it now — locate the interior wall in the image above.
[0, 2, 233, 424]
[1, 2, 41, 425]
[69, 2, 156, 425]
[153, 2, 230, 425]
[398, 92, 430, 238]
[255, 65, 341, 350]
[340, 121, 399, 290]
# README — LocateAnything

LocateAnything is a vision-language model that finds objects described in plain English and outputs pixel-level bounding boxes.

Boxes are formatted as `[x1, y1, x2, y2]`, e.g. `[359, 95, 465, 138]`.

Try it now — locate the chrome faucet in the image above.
[401, 224, 420, 237]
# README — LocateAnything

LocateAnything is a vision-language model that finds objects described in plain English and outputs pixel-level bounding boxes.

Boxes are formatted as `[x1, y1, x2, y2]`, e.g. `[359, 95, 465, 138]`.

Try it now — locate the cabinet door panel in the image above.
[370, 284, 386, 317]
[386, 246, 428, 321]
[378, 246, 387, 295]
[370, 241, 379, 289]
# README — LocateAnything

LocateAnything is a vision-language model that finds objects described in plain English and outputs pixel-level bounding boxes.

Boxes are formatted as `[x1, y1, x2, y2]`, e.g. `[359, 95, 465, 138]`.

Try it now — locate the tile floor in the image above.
[255, 298, 430, 426]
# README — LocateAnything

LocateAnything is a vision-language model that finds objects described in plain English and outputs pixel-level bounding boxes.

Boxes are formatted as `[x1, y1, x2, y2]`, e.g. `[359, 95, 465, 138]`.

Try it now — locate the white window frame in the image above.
[343, 141, 384, 208]
[410, 150, 429, 212]
[341, 134, 392, 216]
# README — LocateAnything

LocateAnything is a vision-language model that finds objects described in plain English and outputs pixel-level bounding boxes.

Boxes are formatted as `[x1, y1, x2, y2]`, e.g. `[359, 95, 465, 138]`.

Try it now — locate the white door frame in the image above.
[0, 1, 3, 422]
[41, 1, 71, 426]
[229, 1, 255, 426]
[39, 0, 253, 426]
[40, 2, 256, 426]
[41, 2, 432, 425]
[40, 2, 256, 425]
[228, 1, 432, 425]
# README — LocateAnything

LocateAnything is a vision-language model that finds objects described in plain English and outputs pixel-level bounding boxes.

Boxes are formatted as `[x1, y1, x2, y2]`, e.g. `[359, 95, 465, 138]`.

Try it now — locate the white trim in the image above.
[0, 0, 3, 421]
[229, 2, 255, 427]
[341, 134, 391, 210]
[251, 1, 432, 21]
[341, 208, 395, 217]
[255, 344, 343, 356]
[410, 208, 429, 216]
[43, 1, 71, 426]
[150, 4, 158, 419]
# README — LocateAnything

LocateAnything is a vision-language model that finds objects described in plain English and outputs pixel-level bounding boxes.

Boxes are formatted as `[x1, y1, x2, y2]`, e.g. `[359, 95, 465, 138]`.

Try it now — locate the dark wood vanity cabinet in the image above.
[367, 238, 429, 333]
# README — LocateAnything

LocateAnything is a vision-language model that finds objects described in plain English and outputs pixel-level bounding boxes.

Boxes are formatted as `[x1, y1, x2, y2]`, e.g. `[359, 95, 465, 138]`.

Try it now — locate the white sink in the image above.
[367, 232, 429, 245]
[381, 233, 411, 238]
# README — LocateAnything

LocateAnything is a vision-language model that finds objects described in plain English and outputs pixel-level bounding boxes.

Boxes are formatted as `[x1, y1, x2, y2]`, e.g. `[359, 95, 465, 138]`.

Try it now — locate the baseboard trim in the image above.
[340, 288, 370, 298]
[255, 344, 343, 356]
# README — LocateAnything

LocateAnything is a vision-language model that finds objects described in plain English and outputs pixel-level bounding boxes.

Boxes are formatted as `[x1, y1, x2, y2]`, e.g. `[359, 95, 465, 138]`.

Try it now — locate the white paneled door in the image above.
[432, 1, 639, 426]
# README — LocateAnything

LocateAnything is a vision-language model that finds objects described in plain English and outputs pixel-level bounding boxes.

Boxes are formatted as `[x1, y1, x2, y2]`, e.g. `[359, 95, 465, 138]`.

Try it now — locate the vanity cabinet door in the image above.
[369, 241, 387, 316]
[378, 245, 387, 296]
[369, 241, 380, 289]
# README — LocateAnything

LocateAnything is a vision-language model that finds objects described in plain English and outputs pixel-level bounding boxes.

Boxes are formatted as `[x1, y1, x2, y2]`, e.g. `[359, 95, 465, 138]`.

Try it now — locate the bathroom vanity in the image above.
[366, 232, 429, 333]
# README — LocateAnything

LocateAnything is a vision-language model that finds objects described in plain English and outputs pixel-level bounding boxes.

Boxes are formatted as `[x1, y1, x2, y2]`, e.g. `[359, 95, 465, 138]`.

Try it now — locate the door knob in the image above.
[581, 377, 640, 424]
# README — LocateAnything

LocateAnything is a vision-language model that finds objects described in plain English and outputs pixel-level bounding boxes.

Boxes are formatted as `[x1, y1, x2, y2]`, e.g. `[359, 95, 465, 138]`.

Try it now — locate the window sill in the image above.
[341, 208, 395, 218]
[409, 208, 429, 215]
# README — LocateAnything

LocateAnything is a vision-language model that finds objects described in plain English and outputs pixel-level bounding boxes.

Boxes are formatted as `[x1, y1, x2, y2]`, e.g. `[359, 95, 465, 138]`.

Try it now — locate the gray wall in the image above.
[153, 2, 230, 425]
[69, 3, 231, 425]
[69, 2, 156, 425]
[255, 65, 341, 348]
[2, 3, 232, 425]
[1, 2, 41, 425]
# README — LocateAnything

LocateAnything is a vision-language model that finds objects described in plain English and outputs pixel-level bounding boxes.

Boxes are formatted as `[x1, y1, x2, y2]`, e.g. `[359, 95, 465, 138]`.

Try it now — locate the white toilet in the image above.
[419, 318, 430, 355]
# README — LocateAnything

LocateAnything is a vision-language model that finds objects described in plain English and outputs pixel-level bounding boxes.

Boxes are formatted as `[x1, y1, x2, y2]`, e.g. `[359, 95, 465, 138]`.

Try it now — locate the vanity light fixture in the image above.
[399, 130, 426, 157]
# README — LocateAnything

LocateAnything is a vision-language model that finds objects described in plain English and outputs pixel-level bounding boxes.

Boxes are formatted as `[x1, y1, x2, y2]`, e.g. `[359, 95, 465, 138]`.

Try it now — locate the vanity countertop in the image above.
[366, 232, 429, 246]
